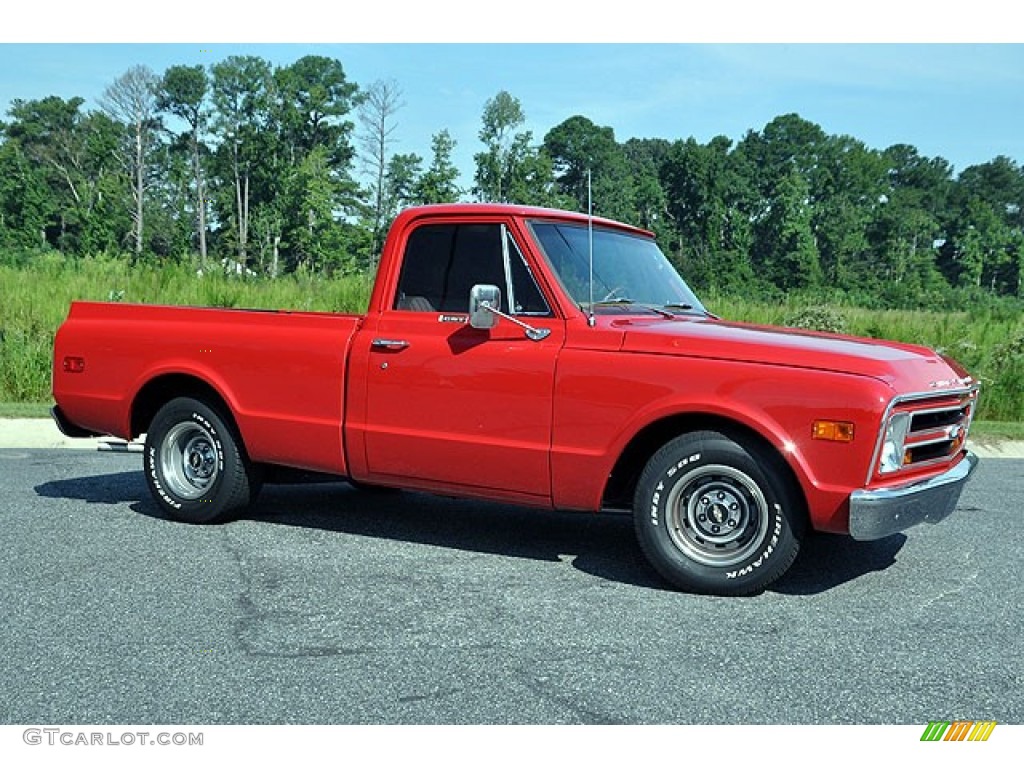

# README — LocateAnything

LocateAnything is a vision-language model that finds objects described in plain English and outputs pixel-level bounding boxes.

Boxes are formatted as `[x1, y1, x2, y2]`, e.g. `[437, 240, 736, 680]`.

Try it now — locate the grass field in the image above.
[704, 293, 1023, 423]
[0, 255, 373, 404]
[2, 255, 1022, 423]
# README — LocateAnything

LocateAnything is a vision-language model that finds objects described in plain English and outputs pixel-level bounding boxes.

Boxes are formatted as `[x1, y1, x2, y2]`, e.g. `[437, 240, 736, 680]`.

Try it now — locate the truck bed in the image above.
[53, 301, 363, 476]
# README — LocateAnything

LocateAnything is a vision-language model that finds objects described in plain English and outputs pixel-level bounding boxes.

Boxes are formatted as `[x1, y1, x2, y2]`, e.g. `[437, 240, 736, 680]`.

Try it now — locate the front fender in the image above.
[551, 349, 891, 531]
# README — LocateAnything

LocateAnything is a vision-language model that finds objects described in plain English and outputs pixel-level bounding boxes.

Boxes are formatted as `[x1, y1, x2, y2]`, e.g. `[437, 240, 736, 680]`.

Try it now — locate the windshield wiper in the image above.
[591, 299, 676, 319]
[663, 302, 709, 315]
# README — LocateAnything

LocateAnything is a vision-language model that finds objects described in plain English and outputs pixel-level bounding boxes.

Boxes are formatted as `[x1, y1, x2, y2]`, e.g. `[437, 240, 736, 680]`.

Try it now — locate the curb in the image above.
[965, 439, 1024, 460]
[0, 419, 141, 452]
[2, 418, 1023, 459]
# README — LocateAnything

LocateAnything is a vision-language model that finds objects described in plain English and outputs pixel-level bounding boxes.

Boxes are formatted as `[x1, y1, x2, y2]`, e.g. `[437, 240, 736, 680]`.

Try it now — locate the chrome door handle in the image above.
[371, 338, 410, 350]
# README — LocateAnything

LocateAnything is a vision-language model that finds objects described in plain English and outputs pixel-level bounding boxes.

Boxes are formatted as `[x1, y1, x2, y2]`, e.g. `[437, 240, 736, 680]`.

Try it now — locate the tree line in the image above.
[1, 53, 1022, 307]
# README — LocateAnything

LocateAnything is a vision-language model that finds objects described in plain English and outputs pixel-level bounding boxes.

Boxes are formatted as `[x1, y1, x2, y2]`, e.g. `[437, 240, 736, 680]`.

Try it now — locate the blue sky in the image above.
[2, 4, 1023, 194]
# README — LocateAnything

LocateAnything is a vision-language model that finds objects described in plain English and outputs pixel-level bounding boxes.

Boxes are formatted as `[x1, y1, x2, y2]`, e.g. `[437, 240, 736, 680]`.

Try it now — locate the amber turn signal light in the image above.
[812, 420, 855, 443]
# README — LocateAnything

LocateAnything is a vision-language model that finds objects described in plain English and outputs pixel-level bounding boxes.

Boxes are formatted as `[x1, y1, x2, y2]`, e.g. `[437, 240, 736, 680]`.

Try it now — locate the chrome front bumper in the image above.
[848, 451, 980, 541]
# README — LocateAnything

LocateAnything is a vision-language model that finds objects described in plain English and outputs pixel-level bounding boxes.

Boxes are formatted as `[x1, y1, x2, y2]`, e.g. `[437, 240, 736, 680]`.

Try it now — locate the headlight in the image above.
[879, 411, 912, 474]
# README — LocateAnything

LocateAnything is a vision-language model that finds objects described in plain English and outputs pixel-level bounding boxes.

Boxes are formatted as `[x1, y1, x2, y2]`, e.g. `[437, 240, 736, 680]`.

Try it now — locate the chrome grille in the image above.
[900, 397, 975, 469]
[910, 405, 970, 433]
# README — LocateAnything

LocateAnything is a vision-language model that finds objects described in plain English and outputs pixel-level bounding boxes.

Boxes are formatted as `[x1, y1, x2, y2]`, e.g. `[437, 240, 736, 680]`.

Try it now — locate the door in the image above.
[361, 220, 562, 500]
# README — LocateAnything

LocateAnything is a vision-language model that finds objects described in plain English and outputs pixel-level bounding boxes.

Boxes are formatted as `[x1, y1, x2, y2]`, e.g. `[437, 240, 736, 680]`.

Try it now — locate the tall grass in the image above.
[2, 255, 1021, 422]
[705, 294, 1024, 422]
[1, 255, 371, 405]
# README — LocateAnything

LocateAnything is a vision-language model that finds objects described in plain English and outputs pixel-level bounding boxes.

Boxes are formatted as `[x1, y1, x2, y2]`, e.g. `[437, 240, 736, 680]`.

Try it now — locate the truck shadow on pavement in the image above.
[35, 468, 147, 506]
[772, 532, 906, 596]
[35, 470, 906, 597]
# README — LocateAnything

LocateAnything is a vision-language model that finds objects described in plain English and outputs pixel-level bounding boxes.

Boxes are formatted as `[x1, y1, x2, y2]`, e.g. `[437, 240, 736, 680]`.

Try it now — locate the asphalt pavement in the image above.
[0, 443, 1021, 725]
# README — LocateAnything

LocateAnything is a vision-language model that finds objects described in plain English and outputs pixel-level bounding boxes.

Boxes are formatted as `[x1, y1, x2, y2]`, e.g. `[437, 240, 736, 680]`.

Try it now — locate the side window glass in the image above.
[442, 224, 506, 312]
[506, 232, 551, 316]
[394, 223, 505, 313]
[393, 222, 551, 316]
[393, 224, 452, 312]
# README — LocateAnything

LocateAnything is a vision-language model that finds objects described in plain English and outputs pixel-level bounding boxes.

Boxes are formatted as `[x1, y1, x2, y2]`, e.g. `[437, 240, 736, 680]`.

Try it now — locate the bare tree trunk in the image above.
[193, 132, 207, 265]
[234, 163, 242, 262]
[101, 65, 158, 259]
[134, 119, 144, 257]
[241, 174, 249, 267]
[357, 79, 404, 271]
[232, 160, 249, 267]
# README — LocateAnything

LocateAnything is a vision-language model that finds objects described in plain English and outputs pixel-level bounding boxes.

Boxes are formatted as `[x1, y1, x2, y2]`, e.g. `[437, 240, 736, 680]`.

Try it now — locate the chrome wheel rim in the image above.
[665, 464, 769, 567]
[159, 422, 219, 499]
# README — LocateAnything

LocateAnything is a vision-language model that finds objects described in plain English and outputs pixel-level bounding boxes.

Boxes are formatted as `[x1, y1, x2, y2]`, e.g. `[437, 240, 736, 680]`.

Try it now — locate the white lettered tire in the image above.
[144, 397, 259, 524]
[634, 430, 804, 595]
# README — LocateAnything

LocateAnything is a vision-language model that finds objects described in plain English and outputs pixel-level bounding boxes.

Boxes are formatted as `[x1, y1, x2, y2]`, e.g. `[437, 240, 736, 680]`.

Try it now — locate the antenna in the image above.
[587, 168, 595, 328]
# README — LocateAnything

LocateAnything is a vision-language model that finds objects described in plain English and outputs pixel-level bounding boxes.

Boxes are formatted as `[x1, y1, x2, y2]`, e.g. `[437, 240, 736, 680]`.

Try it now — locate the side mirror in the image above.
[468, 283, 552, 342]
[469, 284, 501, 330]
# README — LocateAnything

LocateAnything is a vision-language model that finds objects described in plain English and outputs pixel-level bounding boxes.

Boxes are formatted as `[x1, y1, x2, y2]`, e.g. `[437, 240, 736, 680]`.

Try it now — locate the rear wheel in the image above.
[144, 397, 259, 523]
[633, 430, 804, 595]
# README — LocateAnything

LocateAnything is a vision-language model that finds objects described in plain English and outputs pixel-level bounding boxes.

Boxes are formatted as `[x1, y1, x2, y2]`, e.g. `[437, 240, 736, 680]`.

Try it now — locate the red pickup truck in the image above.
[51, 203, 980, 595]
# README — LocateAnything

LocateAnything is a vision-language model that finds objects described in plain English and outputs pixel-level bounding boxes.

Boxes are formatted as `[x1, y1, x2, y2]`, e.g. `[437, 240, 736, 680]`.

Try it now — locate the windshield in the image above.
[529, 220, 706, 316]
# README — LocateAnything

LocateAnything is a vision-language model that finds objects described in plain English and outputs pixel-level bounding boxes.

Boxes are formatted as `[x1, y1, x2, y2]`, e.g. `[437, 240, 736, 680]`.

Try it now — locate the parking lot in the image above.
[1, 448, 1021, 725]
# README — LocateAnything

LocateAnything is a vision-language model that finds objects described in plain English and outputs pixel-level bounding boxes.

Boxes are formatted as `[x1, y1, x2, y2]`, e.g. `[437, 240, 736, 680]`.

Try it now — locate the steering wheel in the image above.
[601, 286, 627, 302]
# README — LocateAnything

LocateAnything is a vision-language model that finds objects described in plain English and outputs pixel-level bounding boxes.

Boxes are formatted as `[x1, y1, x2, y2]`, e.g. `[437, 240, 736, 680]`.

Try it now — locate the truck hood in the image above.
[613, 316, 974, 394]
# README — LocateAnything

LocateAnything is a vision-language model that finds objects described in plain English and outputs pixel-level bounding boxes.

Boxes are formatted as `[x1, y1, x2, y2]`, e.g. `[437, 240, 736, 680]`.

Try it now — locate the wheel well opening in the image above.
[131, 375, 234, 440]
[602, 414, 805, 515]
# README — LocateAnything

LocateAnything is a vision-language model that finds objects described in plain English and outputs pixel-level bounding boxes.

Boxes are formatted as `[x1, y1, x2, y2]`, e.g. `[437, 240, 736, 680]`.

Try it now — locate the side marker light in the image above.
[812, 420, 855, 443]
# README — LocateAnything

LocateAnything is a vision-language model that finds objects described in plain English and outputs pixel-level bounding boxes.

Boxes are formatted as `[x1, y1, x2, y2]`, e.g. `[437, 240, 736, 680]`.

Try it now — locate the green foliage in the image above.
[3, 55, 1020, 307]
[384, 153, 423, 210]
[704, 288, 1023, 423]
[2, 96, 128, 254]
[0, 256, 372, 404]
[755, 170, 822, 289]
[472, 90, 566, 207]
[984, 330, 1024, 421]
[0, 59, 1022, 425]
[781, 306, 848, 334]
[991, 329, 1024, 370]
[543, 115, 635, 221]
[413, 130, 462, 205]
[2, 249, 1020, 423]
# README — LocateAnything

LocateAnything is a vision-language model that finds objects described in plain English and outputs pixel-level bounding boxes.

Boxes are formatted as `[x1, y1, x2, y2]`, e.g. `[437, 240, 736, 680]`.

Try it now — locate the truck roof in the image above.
[394, 203, 655, 238]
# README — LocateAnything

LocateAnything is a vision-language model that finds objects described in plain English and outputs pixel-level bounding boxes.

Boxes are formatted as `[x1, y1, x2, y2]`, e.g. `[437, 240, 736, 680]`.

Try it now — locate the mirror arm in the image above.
[480, 302, 551, 342]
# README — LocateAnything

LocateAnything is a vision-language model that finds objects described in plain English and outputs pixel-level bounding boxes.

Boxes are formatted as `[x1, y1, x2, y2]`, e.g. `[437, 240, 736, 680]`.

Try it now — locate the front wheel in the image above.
[633, 431, 804, 595]
[144, 397, 259, 524]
